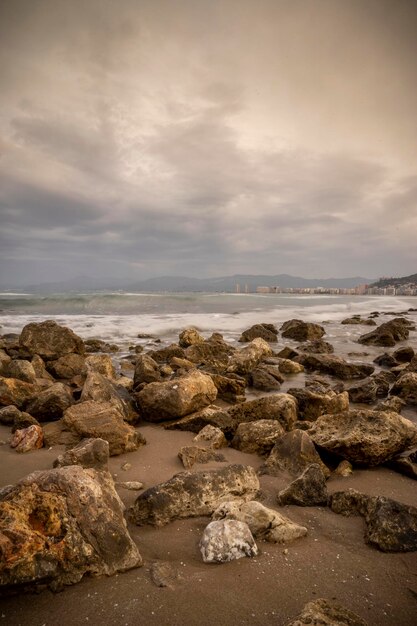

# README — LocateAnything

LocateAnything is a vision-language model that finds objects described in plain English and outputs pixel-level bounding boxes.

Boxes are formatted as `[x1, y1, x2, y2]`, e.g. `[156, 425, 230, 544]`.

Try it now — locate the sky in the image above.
[1, 0, 417, 286]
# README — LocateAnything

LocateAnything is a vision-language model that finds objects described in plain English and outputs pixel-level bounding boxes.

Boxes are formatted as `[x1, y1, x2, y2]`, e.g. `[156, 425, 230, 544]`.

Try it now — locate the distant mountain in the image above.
[371, 272, 417, 288]
[17, 273, 375, 293]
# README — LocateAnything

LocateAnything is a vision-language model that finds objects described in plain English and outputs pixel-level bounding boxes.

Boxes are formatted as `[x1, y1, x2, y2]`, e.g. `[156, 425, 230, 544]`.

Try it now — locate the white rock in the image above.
[200, 520, 258, 563]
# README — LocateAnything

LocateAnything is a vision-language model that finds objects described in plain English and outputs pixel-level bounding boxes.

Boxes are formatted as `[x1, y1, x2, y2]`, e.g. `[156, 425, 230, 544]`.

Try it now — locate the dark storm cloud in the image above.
[0, 0, 416, 285]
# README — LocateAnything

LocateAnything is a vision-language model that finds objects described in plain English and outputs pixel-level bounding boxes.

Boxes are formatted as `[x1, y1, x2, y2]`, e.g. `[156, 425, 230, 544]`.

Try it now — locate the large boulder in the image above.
[208, 372, 246, 403]
[329, 489, 417, 552]
[262, 429, 330, 477]
[46, 354, 87, 380]
[358, 318, 412, 347]
[288, 387, 349, 421]
[281, 319, 325, 342]
[0, 465, 142, 591]
[286, 598, 368, 626]
[135, 370, 217, 422]
[238, 323, 278, 343]
[276, 464, 328, 506]
[133, 354, 161, 387]
[227, 338, 273, 375]
[178, 328, 205, 348]
[295, 353, 374, 380]
[347, 379, 378, 404]
[309, 409, 417, 466]
[62, 401, 145, 456]
[212, 500, 307, 544]
[84, 354, 116, 379]
[231, 420, 285, 455]
[390, 372, 417, 405]
[200, 520, 258, 563]
[184, 340, 232, 370]
[129, 464, 260, 526]
[25, 382, 74, 422]
[227, 394, 298, 433]
[80, 371, 137, 422]
[6, 360, 37, 384]
[0, 377, 38, 409]
[19, 320, 85, 361]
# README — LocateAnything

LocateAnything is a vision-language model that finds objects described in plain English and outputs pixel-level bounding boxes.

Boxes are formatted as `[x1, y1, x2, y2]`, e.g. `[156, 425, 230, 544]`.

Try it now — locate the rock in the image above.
[390, 372, 417, 405]
[46, 354, 87, 380]
[200, 520, 257, 563]
[371, 371, 393, 397]
[6, 360, 37, 383]
[19, 320, 85, 361]
[169, 357, 195, 372]
[286, 598, 368, 626]
[278, 359, 304, 374]
[276, 464, 328, 506]
[341, 316, 376, 326]
[150, 561, 178, 588]
[135, 370, 217, 422]
[63, 401, 146, 456]
[178, 328, 205, 348]
[0, 377, 38, 409]
[249, 365, 283, 391]
[0, 404, 21, 425]
[262, 429, 330, 477]
[81, 371, 137, 422]
[0, 465, 142, 591]
[84, 354, 116, 379]
[228, 394, 298, 433]
[238, 323, 278, 343]
[178, 445, 227, 469]
[165, 406, 234, 436]
[227, 338, 273, 375]
[84, 338, 119, 353]
[53, 438, 109, 470]
[295, 354, 374, 380]
[393, 346, 415, 363]
[129, 464, 260, 526]
[288, 388, 349, 421]
[0, 349, 11, 375]
[116, 481, 144, 491]
[10, 425, 44, 453]
[231, 420, 285, 455]
[193, 424, 227, 449]
[133, 354, 161, 387]
[185, 341, 232, 370]
[11, 411, 39, 433]
[329, 489, 417, 552]
[299, 339, 335, 354]
[25, 382, 74, 421]
[373, 353, 398, 368]
[309, 409, 417, 466]
[43, 420, 80, 448]
[207, 372, 246, 403]
[148, 344, 186, 364]
[31, 355, 54, 381]
[358, 318, 412, 347]
[347, 379, 378, 404]
[376, 396, 405, 413]
[276, 347, 299, 360]
[386, 451, 417, 480]
[281, 319, 325, 342]
[212, 500, 307, 544]
[334, 460, 353, 477]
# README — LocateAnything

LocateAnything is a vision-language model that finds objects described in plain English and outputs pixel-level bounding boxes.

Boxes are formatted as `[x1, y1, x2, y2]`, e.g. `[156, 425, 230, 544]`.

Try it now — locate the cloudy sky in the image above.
[1, 0, 416, 286]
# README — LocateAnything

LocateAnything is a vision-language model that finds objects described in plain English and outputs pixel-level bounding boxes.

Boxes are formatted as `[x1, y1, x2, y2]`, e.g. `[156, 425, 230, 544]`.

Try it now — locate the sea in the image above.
[1, 291, 416, 356]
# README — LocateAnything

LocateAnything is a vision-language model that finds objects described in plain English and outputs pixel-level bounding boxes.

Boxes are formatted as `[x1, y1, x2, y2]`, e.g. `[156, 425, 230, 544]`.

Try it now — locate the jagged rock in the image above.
[231, 420, 285, 455]
[185, 340, 232, 370]
[116, 481, 144, 491]
[84, 354, 116, 379]
[207, 372, 246, 403]
[10, 425, 44, 453]
[281, 319, 325, 342]
[278, 359, 304, 374]
[165, 406, 234, 436]
[276, 464, 328, 506]
[358, 318, 412, 347]
[0, 349, 11, 375]
[0, 404, 21, 425]
[386, 450, 417, 480]
[133, 354, 161, 387]
[19, 320, 85, 361]
[228, 394, 298, 433]
[286, 598, 368, 626]
[84, 338, 119, 353]
[295, 353, 374, 380]
[178, 445, 226, 469]
[0, 377, 39, 409]
[329, 489, 417, 552]
[238, 323, 278, 343]
[42, 420, 80, 448]
[6, 360, 37, 383]
[178, 328, 205, 348]
[0, 465, 142, 591]
[249, 365, 283, 391]
[347, 379, 378, 404]
[25, 382, 74, 421]
[129, 464, 260, 526]
[309, 409, 417, 466]
[227, 338, 273, 375]
[169, 357, 195, 372]
[81, 371, 137, 422]
[373, 352, 398, 368]
[135, 370, 217, 422]
[53, 438, 110, 470]
[376, 396, 405, 413]
[147, 344, 186, 364]
[390, 372, 417, 405]
[46, 354, 86, 380]
[393, 346, 415, 363]
[212, 500, 307, 544]
[150, 561, 178, 588]
[262, 429, 330, 477]
[334, 460, 353, 477]
[62, 401, 146, 456]
[298, 339, 334, 354]
[200, 520, 257, 563]
[407, 355, 417, 372]
[288, 388, 349, 421]
[341, 316, 376, 326]
[276, 347, 299, 360]
[371, 371, 394, 397]
[31, 355, 54, 381]
[193, 424, 227, 449]
[11, 412, 40, 434]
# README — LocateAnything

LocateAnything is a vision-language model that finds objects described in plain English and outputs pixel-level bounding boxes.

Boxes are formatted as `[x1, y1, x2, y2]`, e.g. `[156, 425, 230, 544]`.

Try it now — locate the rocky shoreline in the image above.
[1, 313, 417, 625]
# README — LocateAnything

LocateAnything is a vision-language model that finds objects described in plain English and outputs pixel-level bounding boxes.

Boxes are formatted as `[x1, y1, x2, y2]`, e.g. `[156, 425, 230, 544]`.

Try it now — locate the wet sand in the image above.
[1, 422, 416, 626]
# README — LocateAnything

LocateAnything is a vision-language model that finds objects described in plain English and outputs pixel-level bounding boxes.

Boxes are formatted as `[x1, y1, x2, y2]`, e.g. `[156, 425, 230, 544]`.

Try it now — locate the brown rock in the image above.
[276, 464, 328, 506]
[358, 317, 412, 347]
[133, 354, 161, 387]
[185, 341, 233, 370]
[165, 406, 234, 436]
[231, 420, 285, 455]
[281, 319, 325, 342]
[193, 424, 227, 449]
[178, 328, 205, 348]
[10, 424, 43, 453]
[53, 438, 110, 470]
[296, 353, 374, 380]
[85, 354, 116, 379]
[286, 598, 368, 626]
[262, 429, 330, 477]
[288, 387, 349, 421]
[47, 354, 87, 380]
[178, 445, 226, 469]
[6, 360, 37, 383]
[341, 316, 376, 326]
[390, 372, 417, 405]
[228, 394, 298, 433]
[227, 338, 273, 375]
[238, 323, 278, 343]
[0, 377, 38, 409]
[25, 382, 74, 421]
[207, 372, 246, 403]
[19, 320, 85, 361]
[249, 365, 283, 391]
[298, 339, 334, 354]
[80, 371, 137, 422]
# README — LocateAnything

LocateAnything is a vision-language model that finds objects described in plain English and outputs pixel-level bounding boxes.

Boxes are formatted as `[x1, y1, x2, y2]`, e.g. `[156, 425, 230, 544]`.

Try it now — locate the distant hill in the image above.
[371, 273, 417, 288]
